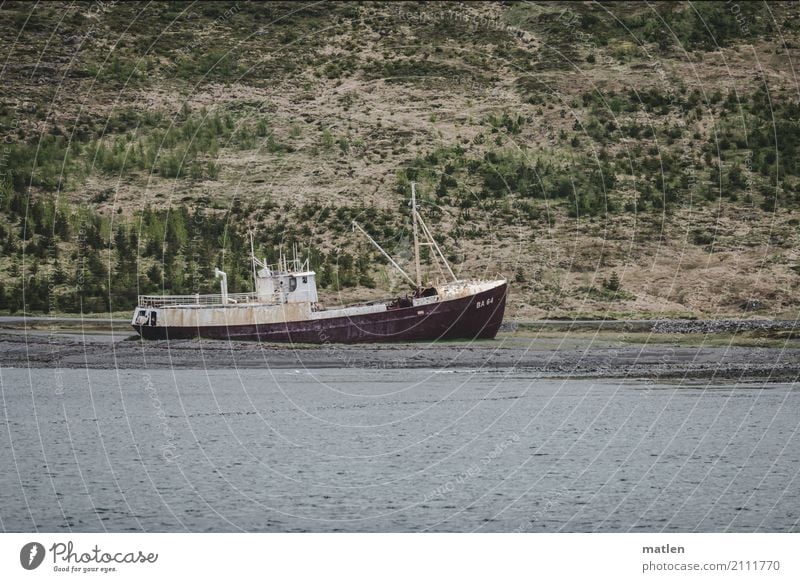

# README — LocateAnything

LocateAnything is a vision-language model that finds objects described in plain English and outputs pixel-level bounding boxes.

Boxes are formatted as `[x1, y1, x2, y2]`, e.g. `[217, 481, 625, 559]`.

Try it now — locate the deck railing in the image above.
[137, 292, 264, 308]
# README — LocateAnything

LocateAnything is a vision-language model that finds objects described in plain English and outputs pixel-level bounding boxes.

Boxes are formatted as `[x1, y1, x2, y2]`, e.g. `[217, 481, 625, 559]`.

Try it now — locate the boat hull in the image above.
[133, 282, 507, 343]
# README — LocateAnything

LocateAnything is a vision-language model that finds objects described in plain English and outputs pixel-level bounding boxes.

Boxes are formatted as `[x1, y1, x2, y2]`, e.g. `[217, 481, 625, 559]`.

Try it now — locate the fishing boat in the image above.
[131, 184, 507, 343]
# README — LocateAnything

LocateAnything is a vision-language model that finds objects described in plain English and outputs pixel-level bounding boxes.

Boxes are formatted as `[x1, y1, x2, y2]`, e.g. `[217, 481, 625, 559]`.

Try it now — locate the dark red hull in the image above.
[134, 283, 507, 343]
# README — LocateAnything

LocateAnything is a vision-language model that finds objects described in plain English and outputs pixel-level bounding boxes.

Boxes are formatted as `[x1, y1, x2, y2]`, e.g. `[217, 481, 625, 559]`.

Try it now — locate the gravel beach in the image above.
[1, 318, 799, 381]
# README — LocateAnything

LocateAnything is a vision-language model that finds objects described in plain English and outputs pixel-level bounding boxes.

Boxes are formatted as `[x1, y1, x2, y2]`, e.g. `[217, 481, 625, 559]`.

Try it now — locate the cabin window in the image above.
[302, 276, 307, 284]
[139, 310, 146, 316]
[289, 276, 297, 292]
[150, 312, 157, 326]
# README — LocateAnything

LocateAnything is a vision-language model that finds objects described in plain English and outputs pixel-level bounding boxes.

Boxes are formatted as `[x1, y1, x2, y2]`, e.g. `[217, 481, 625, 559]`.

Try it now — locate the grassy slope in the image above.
[1, 1, 799, 318]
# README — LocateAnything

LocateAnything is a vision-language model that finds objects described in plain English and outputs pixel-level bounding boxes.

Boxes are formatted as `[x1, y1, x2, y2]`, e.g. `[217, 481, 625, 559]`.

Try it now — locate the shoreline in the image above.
[1, 327, 798, 381]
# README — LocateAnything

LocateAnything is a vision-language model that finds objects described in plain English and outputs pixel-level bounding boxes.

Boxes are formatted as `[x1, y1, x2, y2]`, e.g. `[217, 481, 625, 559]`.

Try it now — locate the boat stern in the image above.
[131, 305, 161, 338]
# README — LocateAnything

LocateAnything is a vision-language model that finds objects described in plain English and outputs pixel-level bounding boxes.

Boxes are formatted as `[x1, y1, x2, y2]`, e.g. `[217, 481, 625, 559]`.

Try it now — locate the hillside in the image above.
[1, 1, 799, 319]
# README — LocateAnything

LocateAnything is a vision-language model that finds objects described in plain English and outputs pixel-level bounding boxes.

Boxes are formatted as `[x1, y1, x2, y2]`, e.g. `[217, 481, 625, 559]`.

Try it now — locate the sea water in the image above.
[1, 367, 798, 532]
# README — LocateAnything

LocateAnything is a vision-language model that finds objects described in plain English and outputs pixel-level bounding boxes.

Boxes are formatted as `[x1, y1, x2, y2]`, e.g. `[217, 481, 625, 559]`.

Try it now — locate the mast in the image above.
[353, 183, 458, 290]
[411, 182, 422, 288]
[415, 210, 457, 282]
